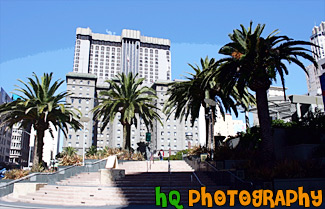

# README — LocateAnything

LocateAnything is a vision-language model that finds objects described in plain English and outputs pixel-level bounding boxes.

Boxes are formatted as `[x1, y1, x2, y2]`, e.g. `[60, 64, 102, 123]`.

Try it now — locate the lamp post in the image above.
[80, 116, 90, 166]
[204, 98, 217, 160]
[22, 130, 34, 168]
[185, 132, 193, 149]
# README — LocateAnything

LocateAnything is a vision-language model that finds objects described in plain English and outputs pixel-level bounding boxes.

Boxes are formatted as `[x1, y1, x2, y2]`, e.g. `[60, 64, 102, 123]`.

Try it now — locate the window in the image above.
[76, 135, 80, 140]
[76, 142, 79, 147]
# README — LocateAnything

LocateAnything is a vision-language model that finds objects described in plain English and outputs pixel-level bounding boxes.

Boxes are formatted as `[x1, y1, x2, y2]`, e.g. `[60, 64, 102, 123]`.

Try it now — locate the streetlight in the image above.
[204, 98, 217, 160]
[21, 130, 34, 168]
[80, 116, 90, 166]
[185, 132, 193, 149]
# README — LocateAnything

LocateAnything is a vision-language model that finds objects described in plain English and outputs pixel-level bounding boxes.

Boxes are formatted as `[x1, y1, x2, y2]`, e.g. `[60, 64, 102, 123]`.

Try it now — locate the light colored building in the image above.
[63, 75, 203, 156]
[152, 80, 202, 155]
[310, 21, 325, 62]
[9, 123, 31, 167]
[214, 112, 246, 138]
[73, 27, 171, 85]
[29, 123, 60, 167]
[0, 87, 12, 163]
[64, 73, 97, 154]
[65, 28, 205, 156]
[306, 21, 325, 96]
[250, 86, 324, 125]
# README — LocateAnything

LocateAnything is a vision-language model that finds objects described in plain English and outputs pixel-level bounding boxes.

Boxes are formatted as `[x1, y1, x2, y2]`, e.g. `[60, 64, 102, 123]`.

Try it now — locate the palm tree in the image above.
[164, 57, 254, 149]
[62, 147, 78, 157]
[205, 22, 318, 163]
[92, 73, 162, 151]
[0, 73, 81, 169]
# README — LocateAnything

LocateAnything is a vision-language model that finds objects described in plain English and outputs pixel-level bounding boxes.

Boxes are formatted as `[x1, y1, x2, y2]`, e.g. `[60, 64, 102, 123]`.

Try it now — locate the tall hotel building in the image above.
[72, 27, 171, 85]
[64, 28, 202, 155]
[306, 22, 325, 96]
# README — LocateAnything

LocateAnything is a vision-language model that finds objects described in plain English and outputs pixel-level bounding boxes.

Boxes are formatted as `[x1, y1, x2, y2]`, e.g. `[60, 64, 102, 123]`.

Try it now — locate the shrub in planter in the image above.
[188, 146, 208, 156]
[4, 169, 29, 180]
[59, 155, 82, 166]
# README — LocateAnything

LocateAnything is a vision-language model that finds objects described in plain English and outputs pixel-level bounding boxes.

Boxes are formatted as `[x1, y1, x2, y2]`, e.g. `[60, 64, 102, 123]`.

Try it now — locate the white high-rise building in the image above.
[64, 28, 206, 156]
[73, 27, 171, 85]
[306, 21, 325, 96]
[310, 22, 325, 62]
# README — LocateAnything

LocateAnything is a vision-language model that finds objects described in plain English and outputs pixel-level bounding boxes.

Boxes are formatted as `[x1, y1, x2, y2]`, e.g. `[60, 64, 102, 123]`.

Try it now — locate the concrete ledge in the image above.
[13, 183, 47, 198]
[100, 169, 125, 185]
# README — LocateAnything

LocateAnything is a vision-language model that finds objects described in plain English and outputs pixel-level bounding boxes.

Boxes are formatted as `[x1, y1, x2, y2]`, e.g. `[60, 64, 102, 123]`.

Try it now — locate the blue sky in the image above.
[0, 0, 324, 121]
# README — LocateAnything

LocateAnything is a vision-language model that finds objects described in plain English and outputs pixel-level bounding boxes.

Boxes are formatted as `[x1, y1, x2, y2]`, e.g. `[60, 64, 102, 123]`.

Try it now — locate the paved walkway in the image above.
[0, 200, 321, 209]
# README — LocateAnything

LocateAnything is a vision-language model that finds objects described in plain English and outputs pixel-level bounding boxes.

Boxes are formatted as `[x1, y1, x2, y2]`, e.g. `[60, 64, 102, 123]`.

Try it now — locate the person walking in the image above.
[158, 149, 164, 160]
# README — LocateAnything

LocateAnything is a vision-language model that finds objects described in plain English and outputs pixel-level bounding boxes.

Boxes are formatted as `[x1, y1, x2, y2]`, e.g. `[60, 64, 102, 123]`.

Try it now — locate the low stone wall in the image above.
[100, 169, 125, 185]
[12, 183, 47, 198]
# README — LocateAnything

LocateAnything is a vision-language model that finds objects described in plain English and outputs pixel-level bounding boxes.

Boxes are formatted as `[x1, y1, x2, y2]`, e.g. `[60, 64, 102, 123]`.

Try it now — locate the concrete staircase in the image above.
[1, 160, 226, 206]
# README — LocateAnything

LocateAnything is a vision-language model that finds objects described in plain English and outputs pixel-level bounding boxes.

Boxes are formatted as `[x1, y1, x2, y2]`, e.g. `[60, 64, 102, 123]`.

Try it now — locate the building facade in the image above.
[73, 27, 171, 85]
[0, 87, 12, 163]
[214, 113, 245, 138]
[306, 22, 325, 96]
[64, 28, 205, 156]
[250, 86, 324, 125]
[29, 124, 60, 167]
[9, 123, 31, 167]
[152, 81, 202, 155]
[63, 74, 203, 156]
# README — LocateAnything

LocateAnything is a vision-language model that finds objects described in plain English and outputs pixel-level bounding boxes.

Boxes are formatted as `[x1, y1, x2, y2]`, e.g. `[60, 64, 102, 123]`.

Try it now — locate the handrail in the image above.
[0, 157, 108, 188]
[205, 161, 253, 187]
[193, 172, 205, 187]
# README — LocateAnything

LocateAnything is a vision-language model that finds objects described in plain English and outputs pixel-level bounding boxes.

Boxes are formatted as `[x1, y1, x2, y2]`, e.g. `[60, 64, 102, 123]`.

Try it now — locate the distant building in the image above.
[310, 21, 325, 62]
[9, 123, 31, 167]
[72, 27, 171, 86]
[306, 22, 325, 96]
[214, 112, 246, 138]
[63, 74, 203, 156]
[152, 80, 202, 154]
[250, 86, 324, 125]
[65, 28, 206, 156]
[0, 87, 12, 163]
[29, 124, 60, 167]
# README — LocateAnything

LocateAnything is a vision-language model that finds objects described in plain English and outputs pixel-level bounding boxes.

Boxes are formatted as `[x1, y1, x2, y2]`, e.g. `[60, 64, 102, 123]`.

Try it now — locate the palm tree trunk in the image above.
[255, 88, 274, 164]
[123, 124, 131, 151]
[32, 128, 45, 170]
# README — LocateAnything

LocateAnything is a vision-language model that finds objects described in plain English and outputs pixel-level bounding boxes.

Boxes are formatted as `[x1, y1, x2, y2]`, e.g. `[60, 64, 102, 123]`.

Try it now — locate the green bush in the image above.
[165, 150, 188, 160]
[272, 119, 296, 128]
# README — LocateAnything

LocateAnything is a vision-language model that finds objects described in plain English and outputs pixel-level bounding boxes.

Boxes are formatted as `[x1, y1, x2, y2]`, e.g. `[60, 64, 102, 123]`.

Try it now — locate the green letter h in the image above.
[156, 187, 167, 207]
